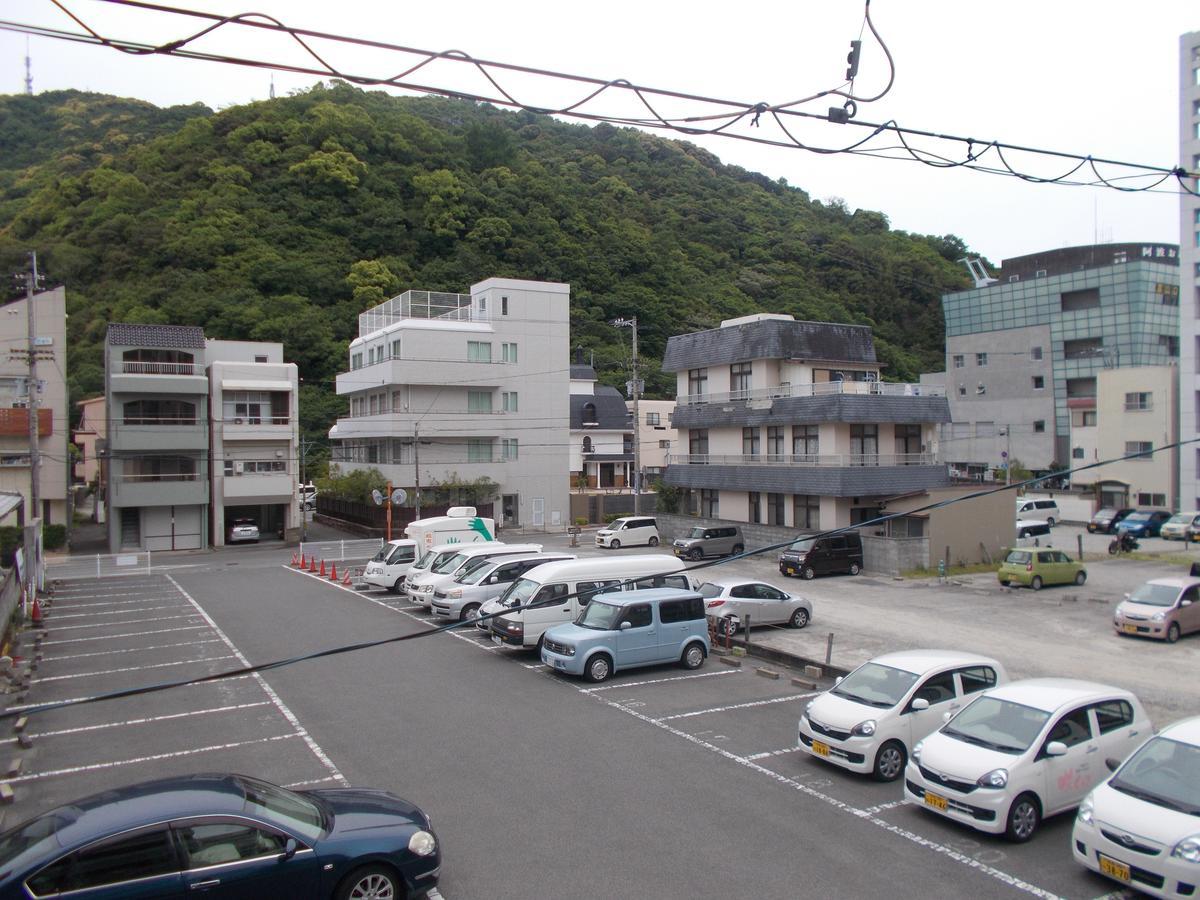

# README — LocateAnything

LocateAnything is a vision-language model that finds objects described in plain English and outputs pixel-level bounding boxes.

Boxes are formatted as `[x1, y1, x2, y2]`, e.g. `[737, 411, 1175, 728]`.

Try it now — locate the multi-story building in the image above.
[662, 313, 951, 530]
[630, 399, 676, 480]
[935, 243, 1180, 479]
[1069, 366, 1178, 509]
[104, 324, 210, 551]
[330, 278, 570, 529]
[568, 358, 632, 490]
[0, 286, 68, 525]
[73, 396, 106, 489]
[207, 340, 299, 545]
[1179, 31, 1200, 508]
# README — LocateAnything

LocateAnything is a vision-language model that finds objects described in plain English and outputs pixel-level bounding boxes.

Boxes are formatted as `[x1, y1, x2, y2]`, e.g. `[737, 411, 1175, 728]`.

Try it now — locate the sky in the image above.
[1, 0, 1197, 264]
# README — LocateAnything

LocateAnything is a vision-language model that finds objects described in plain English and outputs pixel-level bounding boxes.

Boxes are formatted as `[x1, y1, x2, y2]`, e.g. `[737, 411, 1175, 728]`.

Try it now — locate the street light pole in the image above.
[611, 317, 641, 515]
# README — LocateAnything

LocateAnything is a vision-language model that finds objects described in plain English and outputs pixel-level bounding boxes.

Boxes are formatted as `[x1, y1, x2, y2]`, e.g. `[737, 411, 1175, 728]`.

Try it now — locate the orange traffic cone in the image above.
[328, 564, 338, 582]
[308, 556, 317, 573]
[319, 559, 327, 577]
[30, 597, 43, 625]
[290, 552, 298, 567]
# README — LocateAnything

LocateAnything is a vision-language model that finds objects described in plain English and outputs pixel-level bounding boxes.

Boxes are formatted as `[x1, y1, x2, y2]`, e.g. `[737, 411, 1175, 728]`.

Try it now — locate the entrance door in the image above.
[531, 498, 544, 527]
[502, 494, 519, 526]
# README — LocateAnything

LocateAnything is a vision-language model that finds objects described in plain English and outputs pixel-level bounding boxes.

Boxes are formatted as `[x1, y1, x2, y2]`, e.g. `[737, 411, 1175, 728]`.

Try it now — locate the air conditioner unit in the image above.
[233, 417, 244, 425]
[233, 461, 244, 474]
[11, 401, 27, 409]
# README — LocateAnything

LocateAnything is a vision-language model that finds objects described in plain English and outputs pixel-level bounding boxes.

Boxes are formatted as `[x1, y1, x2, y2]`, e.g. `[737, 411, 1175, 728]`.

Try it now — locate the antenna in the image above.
[270, 74, 275, 99]
[24, 37, 32, 95]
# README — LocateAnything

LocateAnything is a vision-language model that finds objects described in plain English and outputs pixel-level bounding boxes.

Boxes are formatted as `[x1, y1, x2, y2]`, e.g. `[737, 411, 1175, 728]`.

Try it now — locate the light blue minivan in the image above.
[540, 588, 710, 683]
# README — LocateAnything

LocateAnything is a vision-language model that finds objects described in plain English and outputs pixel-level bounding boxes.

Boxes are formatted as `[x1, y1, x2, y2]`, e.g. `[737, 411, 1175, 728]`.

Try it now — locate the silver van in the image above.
[1015, 498, 1060, 526]
[431, 553, 576, 622]
[673, 525, 744, 560]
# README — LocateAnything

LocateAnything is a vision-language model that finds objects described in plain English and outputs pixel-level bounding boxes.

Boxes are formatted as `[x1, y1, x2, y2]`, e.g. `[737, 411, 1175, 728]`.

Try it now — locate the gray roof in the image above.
[585, 453, 633, 462]
[570, 364, 598, 380]
[662, 464, 951, 497]
[570, 386, 630, 431]
[663, 319, 877, 372]
[671, 394, 951, 429]
[106, 323, 206, 349]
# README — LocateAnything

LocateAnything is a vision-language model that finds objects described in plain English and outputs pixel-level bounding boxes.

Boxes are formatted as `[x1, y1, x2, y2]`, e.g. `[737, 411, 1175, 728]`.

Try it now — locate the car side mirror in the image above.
[1183, 599, 1193, 607]
[282, 838, 297, 860]
[1105, 757, 1121, 773]
[1123, 593, 1130, 600]
[488, 575, 498, 584]
[619, 621, 632, 630]
[911, 698, 930, 711]
[1045, 741, 1068, 758]
[834, 676, 843, 685]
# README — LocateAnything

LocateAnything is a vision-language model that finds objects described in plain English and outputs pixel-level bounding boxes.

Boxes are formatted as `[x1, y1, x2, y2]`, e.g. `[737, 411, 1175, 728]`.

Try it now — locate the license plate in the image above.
[784, 567, 796, 575]
[1098, 855, 1131, 883]
[1123, 625, 1138, 634]
[491, 635, 502, 646]
[811, 740, 830, 757]
[924, 791, 948, 811]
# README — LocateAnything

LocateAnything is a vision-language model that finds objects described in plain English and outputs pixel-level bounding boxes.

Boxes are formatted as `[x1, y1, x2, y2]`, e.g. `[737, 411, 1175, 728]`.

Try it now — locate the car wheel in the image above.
[1074, 571, 1086, 586]
[461, 603, 480, 622]
[848, 562, 861, 576]
[1005, 793, 1041, 843]
[336, 864, 400, 900]
[1108, 540, 1119, 555]
[648, 536, 659, 547]
[1167, 622, 1181, 644]
[872, 740, 906, 783]
[1018, 529, 1029, 539]
[535, 634, 545, 654]
[689, 548, 703, 561]
[722, 616, 739, 636]
[681, 641, 705, 670]
[731, 544, 744, 555]
[789, 608, 810, 629]
[585, 653, 613, 683]
[391, 577, 404, 594]
[801, 566, 816, 580]
[610, 539, 621, 550]
[1030, 576, 1043, 591]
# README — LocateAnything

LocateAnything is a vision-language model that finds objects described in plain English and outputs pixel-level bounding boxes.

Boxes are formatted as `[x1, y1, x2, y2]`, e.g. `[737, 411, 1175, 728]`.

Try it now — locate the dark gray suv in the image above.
[673, 525, 744, 560]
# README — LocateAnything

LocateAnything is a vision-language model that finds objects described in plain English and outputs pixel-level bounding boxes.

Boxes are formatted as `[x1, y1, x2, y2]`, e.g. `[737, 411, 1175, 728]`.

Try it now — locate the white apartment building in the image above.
[1179, 31, 1200, 508]
[630, 399, 675, 479]
[568, 358, 631, 490]
[330, 278, 570, 529]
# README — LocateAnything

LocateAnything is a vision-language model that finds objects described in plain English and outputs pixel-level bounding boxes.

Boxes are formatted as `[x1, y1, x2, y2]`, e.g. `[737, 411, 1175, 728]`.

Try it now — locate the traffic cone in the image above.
[30, 597, 43, 625]
[319, 559, 326, 577]
[308, 556, 317, 573]
[328, 564, 338, 582]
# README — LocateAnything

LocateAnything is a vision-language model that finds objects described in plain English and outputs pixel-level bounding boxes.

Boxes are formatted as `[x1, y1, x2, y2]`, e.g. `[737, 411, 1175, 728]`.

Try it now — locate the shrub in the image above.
[43, 524, 67, 550]
[574, 516, 588, 526]
[0, 526, 21, 568]
[603, 513, 622, 524]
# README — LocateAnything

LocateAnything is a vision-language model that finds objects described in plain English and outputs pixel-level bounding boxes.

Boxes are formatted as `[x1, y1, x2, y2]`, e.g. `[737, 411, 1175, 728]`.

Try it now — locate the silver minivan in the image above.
[673, 525, 744, 560]
[431, 553, 576, 622]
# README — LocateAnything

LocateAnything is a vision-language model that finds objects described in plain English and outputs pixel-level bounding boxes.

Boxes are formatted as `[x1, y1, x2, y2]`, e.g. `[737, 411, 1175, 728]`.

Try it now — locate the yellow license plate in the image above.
[1098, 855, 1131, 883]
[811, 740, 829, 757]
[924, 791, 948, 811]
[1123, 625, 1138, 634]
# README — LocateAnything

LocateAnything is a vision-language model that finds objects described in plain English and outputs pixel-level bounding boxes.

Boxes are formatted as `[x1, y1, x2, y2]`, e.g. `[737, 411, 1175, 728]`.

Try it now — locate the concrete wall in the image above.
[860, 534, 929, 574]
[882, 485, 1013, 567]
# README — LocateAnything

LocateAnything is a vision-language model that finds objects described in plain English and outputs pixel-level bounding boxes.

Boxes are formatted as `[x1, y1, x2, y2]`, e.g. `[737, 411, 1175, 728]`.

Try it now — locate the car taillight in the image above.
[706, 599, 725, 607]
[1026, 563, 1033, 572]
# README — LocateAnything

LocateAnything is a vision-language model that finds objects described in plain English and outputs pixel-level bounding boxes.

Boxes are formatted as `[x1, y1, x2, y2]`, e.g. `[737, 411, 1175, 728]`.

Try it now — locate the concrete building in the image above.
[630, 398, 675, 480]
[1179, 31, 1200, 508]
[73, 396, 106, 488]
[568, 358, 631, 490]
[0, 287, 68, 526]
[933, 243, 1180, 480]
[330, 278, 570, 529]
[207, 340, 300, 545]
[1070, 366, 1179, 510]
[662, 313, 952, 531]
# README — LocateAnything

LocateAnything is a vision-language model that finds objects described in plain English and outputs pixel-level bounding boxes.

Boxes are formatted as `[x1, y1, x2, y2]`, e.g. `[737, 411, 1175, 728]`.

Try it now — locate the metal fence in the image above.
[46, 551, 154, 581]
[316, 498, 494, 530]
[299, 539, 384, 562]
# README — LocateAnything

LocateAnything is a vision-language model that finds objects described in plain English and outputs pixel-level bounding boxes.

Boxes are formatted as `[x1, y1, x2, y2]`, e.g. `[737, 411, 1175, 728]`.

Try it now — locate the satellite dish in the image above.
[371, 489, 384, 506]
[391, 488, 408, 506]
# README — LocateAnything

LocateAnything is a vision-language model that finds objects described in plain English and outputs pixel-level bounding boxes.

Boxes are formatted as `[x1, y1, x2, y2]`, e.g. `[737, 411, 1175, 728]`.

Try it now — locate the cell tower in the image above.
[24, 37, 32, 95]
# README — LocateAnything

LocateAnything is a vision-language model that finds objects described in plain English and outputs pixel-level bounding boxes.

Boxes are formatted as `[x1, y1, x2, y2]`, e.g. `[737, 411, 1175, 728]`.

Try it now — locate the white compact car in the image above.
[798, 650, 1006, 782]
[699, 580, 812, 633]
[904, 678, 1152, 842]
[1072, 715, 1200, 897]
[594, 516, 659, 549]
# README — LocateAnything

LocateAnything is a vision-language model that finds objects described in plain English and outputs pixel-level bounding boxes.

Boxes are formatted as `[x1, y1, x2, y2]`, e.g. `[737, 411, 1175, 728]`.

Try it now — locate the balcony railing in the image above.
[122, 417, 199, 426]
[119, 472, 201, 483]
[222, 416, 290, 425]
[358, 290, 482, 336]
[117, 362, 204, 376]
[677, 381, 944, 406]
[667, 452, 938, 467]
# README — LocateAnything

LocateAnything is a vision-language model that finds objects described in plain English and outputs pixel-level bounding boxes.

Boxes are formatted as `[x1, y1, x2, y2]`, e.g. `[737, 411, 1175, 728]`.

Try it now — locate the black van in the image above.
[778, 532, 864, 579]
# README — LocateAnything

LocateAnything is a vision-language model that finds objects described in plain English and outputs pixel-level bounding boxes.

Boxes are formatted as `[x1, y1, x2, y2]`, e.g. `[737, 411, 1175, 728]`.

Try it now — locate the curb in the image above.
[728, 638, 851, 679]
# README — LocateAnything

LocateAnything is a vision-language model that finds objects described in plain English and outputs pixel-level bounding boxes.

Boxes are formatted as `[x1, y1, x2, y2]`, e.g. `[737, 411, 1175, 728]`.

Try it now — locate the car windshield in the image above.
[1124, 512, 1151, 523]
[1168, 514, 1193, 525]
[239, 776, 325, 841]
[458, 562, 496, 585]
[1110, 736, 1200, 816]
[501, 577, 539, 608]
[1004, 550, 1032, 565]
[412, 551, 437, 571]
[434, 552, 471, 574]
[831, 662, 919, 709]
[941, 696, 1050, 754]
[1093, 508, 1115, 519]
[576, 599, 622, 630]
[0, 808, 80, 868]
[687, 527, 706, 539]
[787, 539, 815, 553]
[456, 556, 495, 580]
[698, 583, 723, 598]
[371, 544, 392, 562]
[1127, 583, 1181, 607]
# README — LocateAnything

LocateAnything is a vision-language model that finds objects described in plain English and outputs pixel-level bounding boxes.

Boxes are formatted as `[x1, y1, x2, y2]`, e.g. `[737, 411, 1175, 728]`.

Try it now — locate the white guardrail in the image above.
[299, 539, 384, 562]
[47, 551, 155, 580]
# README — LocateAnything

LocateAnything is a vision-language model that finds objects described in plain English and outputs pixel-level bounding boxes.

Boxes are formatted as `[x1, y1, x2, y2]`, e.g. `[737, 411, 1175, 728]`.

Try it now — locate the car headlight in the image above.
[851, 719, 876, 737]
[1076, 794, 1094, 825]
[561, 644, 576, 657]
[805, 701, 815, 717]
[911, 740, 923, 764]
[977, 768, 1008, 789]
[446, 588, 462, 599]
[1152, 612, 1165, 622]
[1172, 836, 1200, 863]
[408, 830, 437, 856]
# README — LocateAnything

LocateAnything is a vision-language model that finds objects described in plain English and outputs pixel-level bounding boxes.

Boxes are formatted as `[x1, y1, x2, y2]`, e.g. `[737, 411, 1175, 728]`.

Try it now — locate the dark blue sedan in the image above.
[0, 773, 439, 899]
[1116, 509, 1172, 538]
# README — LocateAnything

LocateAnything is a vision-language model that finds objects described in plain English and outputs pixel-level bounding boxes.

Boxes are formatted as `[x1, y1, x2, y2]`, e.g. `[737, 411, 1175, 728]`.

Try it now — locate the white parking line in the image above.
[33, 655, 237, 683]
[52, 597, 186, 609]
[47, 614, 202, 632]
[284, 775, 343, 789]
[744, 746, 803, 761]
[580, 670, 738, 693]
[50, 605, 188, 620]
[5, 674, 257, 711]
[43, 639, 225, 662]
[860, 800, 906, 814]
[41, 624, 211, 646]
[656, 693, 817, 722]
[0, 702, 271, 745]
[2, 732, 303, 784]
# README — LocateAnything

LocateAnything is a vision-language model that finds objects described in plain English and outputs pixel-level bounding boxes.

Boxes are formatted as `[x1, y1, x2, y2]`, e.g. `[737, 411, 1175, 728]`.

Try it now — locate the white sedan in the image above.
[1073, 715, 1200, 896]
[699, 580, 812, 633]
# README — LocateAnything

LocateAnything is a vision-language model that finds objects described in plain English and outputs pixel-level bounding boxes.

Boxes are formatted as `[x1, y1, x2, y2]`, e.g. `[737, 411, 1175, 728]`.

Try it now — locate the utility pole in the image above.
[413, 423, 422, 520]
[298, 435, 311, 543]
[611, 317, 641, 514]
[24, 252, 42, 521]
[1002, 426, 1012, 487]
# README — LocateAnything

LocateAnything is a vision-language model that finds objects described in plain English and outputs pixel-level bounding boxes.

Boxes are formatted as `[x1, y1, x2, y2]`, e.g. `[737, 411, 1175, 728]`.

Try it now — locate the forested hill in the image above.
[0, 82, 975, 450]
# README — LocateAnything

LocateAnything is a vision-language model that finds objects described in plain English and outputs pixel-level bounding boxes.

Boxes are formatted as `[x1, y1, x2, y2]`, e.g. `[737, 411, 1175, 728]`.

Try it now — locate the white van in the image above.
[406, 542, 544, 607]
[489, 555, 692, 650]
[405, 506, 496, 553]
[362, 539, 420, 592]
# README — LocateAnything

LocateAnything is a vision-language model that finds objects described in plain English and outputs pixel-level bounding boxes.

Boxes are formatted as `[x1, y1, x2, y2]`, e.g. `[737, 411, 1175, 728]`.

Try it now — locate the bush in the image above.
[653, 480, 683, 514]
[574, 516, 588, 526]
[0, 526, 20, 568]
[43, 524, 67, 550]
[603, 513, 622, 524]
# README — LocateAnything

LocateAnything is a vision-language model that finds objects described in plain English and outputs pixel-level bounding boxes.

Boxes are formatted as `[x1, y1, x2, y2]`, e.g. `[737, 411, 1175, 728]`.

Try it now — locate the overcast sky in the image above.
[2, 0, 1197, 264]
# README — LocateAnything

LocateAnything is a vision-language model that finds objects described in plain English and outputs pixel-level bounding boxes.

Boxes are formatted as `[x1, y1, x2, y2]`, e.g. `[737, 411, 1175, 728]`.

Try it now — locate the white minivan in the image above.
[406, 543, 543, 607]
[489, 555, 692, 650]
[363, 539, 420, 592]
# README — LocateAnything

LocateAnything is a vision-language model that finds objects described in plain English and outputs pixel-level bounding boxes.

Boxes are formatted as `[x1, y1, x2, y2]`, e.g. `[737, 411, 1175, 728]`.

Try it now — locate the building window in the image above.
[1033, 420, 1045, 433]
[1066, 377, 1097, 399]
[368, 347, 376, 365]
[766, 426, 784, 457]
[467, 341, 492, 362]
[391, 338, 402, 358]
[1061, 287, 1101, 312]
[730, 362, 752, 397]
[1082, 410, 1097, 426]
[895, 423, 921, 459]
[501, 296, 508, 316]
[742, 427, 760, 457]
[1032, 376, 1045, 390]
[975, 353, 988, 366]
[351, 352, 363, 370]
[793, 494, 820, 530]
[792, 425, 818, 461]
[501, 439, 518, 460]
[1124, 392, 1152, 411]
[1125, 441, 1153, 460]
[646, 412, 660, 425]
[688, 368, 708, 397]
[253, 355, 267, 363]
[659, 439, 670, 449]
[468, 390, 493, 413]
[766, 493, 785, 526]
[975, 421, 995, 437]
[1137, 492, 1166, 507]
[502, 342, 518, 363]
[850, 424, 878, 465]
[1030, 347, 1043, 361]
[1072, 447, 1085, 459]
[952, 354, 964, 368]
[123, 399, 197, 425]
[958, 384, 966, 397]
[850, 506, 881, 526]
[700, 489, 719, 518]
[502, 392, 518, 412]
[1156, 283, 1180, 305]
[888, 516, 925, 538]
[1063, 337, 1103, 360]
[689, 429, 708, 458]
[368, 395, 378, 416]
[748, 491, 761, 524]
[1159, 335, 1180, 357]
[467, 439, 492, 462]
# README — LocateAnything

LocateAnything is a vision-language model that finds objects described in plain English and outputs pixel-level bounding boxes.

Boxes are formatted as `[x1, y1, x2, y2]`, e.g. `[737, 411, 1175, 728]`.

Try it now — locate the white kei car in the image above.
[1072, 715, 1200, 896]
[699, 581, 812, 633]
[904, 678, 1152, 842]
[798, 649, 1006, 782]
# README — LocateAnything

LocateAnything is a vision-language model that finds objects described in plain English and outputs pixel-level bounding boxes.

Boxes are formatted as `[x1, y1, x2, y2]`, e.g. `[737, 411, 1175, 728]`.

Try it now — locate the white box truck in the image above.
[405, 507, 496, 552]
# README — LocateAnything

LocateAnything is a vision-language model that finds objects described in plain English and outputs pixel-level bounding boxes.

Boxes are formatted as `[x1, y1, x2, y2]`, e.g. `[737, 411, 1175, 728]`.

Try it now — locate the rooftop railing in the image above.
[358, 290, 481, 336]
[676, 380, 944, 406]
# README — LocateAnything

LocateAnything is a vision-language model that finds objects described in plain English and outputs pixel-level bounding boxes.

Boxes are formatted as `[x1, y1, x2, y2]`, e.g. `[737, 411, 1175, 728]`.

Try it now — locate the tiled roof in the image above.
[570, 386, 630, 430]
[671, 394, 952, 429]
[663, 319, 876, 372]
[662, 464, 951, 497]
[106, 323, 206, 349]
[570, 364, 598, 380]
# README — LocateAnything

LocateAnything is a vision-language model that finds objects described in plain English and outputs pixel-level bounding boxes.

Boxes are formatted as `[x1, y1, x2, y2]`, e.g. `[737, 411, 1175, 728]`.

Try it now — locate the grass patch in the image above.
[901, 561, 999, 579]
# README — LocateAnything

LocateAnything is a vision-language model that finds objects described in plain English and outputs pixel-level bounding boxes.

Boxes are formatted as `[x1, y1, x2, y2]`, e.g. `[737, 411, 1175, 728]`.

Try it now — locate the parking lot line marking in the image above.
[284, 776, 343, 789]
[41, 624, 211, 646]
[50, 604, 189, 620]
[5, 675, 258, 712]
[744, 746, 803, 761]
[43, 639, 225, 662]
[0, 702, 272, 745]
[656, 693, 817, 722]
[51, 598, 193, 611]
[1, 732, 303, 784]
[167, 574, 348, 787]
[861, 800, 905, 814]
[580, 670, 738, 693]
[33, 654, 238, 683]
[47, 613, 203, 632]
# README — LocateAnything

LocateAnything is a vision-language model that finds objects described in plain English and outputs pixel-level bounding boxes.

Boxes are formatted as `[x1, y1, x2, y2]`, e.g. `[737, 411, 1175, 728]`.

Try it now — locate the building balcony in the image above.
[111, 473, 208, 507]
[335, 357, 513, 395]
[357, 290, 483, 336]
[668, 452, 939, 467]
[671, 385, 951, 430]
[218, 417, 293, 442]
[222, 472, 293, 502]
[108, 420, 208, 452]
[328, 411, 508, 440]
[677, 380, 944, 407]
[109, 362, 208, 396]
[663, 454, 951, 497]
[0, 409, 52, 438]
